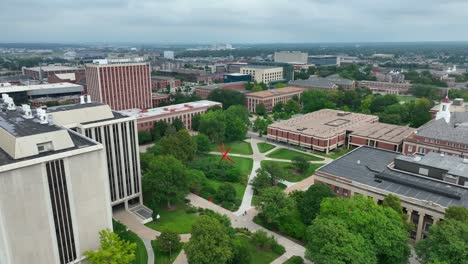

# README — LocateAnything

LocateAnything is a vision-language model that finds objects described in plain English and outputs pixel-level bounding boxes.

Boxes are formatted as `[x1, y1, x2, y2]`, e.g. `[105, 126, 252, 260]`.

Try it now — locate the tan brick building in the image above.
[245, 87, 304, 112]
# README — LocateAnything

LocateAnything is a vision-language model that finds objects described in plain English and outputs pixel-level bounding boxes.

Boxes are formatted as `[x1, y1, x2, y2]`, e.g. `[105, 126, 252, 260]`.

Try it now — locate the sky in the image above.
[1, 0, 468, 43]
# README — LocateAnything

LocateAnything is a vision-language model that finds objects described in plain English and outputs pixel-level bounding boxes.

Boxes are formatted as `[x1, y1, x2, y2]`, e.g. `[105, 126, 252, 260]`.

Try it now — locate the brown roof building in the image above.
[348, 123, 416, 152]
[267, 109, 378, 153]
[245, 87, 304, 112]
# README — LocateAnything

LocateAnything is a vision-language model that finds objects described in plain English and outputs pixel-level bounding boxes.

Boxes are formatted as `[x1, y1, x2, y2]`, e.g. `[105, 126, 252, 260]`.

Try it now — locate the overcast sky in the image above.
[1, 0, 468, 43]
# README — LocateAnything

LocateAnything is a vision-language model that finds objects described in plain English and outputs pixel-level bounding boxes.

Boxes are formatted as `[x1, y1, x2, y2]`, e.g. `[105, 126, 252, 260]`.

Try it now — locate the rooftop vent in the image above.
[86, 95, 92, 103]
[463, 158, 468, 164]
[22, 104, 33, 119]
[36, 108, 48, 124]
[337, 111, 350, 117]
[80, 95, 85, 104]
[414, 156, 422, 162]
[356, 160, 361, 165]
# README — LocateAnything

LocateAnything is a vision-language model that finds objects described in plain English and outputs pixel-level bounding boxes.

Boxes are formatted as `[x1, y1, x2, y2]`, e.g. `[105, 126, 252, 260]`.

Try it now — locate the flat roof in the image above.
[0, 82, 83, 94]
[196, 81, 247, 90]
[24, 65, 82, 72]
[246, 87, 304, 98]
[54, 73, 76, 81]
[269, 109, 378, 138]
[351, 123, 416, 144]
[290, 77, 336, 89]
[240, 65, 283, 70]
[0, 105, 62, 137]
[118, 100, 222, 118]
[396, 152, 468, 178]
[318, 146, 468, 208]
[224, 73, 250, 76]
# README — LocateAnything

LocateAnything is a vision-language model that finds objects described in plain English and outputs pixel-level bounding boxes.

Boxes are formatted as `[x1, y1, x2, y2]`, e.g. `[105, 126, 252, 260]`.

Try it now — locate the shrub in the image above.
[156, 230, 181, 253]
[271, 242, 286, 255]
[185, 207, 197, 214]
[216, 183, 237, 204]
[252, 230, 271, 249]
[199, 186, 217, 199]
[138, 131, 152, 145]
[230, 237, 252, 264]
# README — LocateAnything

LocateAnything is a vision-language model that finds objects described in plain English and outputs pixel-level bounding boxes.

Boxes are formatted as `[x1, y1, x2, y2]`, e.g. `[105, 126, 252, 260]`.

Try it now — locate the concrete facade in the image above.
[240, 65, 283, 84]
[274, 51, 308, 64]
[245, 87, 304, 112]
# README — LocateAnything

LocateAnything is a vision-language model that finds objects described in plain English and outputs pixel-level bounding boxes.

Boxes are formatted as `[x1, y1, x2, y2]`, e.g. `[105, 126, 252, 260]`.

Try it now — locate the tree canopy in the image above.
[207, 89, 246, 109]
[297, 183, 336, 225]
[85, 229, 136, 264]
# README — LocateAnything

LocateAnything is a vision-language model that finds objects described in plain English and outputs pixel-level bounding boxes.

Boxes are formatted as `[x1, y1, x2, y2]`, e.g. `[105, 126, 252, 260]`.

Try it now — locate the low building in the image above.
[325, 74, 356, 90]
[195, 82, 247, 99]
[403, 97, 468, 158]
[245, 87, 304, 112]
[308, 55, 338, 66]
[0, 82, 84, 104]
[314, 146, 468, 242]
[357, 80, 411, 95]
[152, 92, 170, 107]
[267, 109, 378, 153]
[274, 51, 308, 64]
[47, 70, 87, 88]
[240, 65, 284, 84]
[0, 95, 112, 263]
[429, 98, 467, 118]
[289, 76, 338, 91]
[223, 73, 251, 83]
[249, 62, 294, 82]
[348, 123, 416, 152]
[22, 65, 84, 81]
[118, 100, 222, 132]
[151, 76, 182, 91]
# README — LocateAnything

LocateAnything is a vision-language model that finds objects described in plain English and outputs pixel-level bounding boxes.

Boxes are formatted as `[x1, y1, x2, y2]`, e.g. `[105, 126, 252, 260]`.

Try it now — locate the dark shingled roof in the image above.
[290, 77, 336, 89]
[318, 146, 468, 208]
[416, 112, 468, 144]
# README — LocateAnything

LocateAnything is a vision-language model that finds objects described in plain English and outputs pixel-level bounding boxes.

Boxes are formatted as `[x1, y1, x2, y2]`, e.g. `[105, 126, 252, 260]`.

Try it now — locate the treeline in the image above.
[294, 64, 377, 81]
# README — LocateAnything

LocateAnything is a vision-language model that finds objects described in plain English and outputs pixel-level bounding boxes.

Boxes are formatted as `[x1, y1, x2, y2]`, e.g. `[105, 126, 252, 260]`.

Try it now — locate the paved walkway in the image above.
[173, 250, 188, 264]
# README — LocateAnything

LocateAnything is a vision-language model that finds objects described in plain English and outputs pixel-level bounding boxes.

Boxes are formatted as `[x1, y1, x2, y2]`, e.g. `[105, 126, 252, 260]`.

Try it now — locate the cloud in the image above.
[0, 0, 467, 43]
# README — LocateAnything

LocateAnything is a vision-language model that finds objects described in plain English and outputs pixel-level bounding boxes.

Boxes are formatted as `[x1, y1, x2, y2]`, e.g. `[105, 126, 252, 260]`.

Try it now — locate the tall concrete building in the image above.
[85, 59, 152, 110]
[0, 95, 113, 263]
[274, 51, 308, 64]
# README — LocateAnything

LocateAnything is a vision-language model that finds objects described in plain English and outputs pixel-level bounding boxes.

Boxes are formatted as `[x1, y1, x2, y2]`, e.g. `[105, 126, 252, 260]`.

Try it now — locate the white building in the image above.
[274, 51, 308, 64]
[240, 65, 284, 84]
[163, 51, 175, 60]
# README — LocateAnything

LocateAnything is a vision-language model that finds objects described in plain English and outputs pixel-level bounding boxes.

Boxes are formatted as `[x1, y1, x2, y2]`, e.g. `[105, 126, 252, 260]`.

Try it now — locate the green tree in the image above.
[191, 114, 201, 131]
[225, 106, 249, 141]
[274, 82, 287, 88]
[216, 183, 237, 204]
[193, 134, 211, 153]
[410, 98, 432, 127]
[156, 230, 181, 254]
[409, 84, 440, 100]
[199, 109, 226, 143]
[257, 187, 295, 226]
[297, 183, 336, 224]
[158, 129, 197, 163]
[225, 105, 250, 126]
[445, 206, 468, 222]
[138, 131, 152, 145]
[85, 229, 136, 264]
[302, 90, 336, 113]
[383, 194, 414, 232]
[251, 167, 273, 194]
[306, 218, 376, 264]
[185, 215, 233, 264]
[151, 120, 169, 142]
[230, 237, 252, 264]
[172, 117, 185, 131]
[207, 89, 246, 109]
[255, 103, 267, 116]
[284, 100, 301, 114]
[291, 156, 309, 173]
[272, 101, 284, 113]
[142, 155, 189, 208]
[306, 195, 410, 264]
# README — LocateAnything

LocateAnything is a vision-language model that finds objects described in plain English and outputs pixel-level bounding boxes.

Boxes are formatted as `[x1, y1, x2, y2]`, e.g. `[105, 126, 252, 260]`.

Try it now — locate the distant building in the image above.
[118, 100, 222, 132]
[75, 50, 107, 60]
[23, 65, 83, 81]
[249, 61, 294, 81]
[156, 69, 223, 84]
[0, 95, 113, 263]
[289, 75, 355, 91]
[314, 146, 468, 242]
[152, 92, 170, 107]
[245, 87, 304, 112]
[267, 109, 378, 153]
[227, 62, 248, 73]
[403, 97, 468, 158]
[194, 82, 248, 99]
[240, 65, 283, 84]
[0, 82, 84, 104]
[308, 55, 338, 66]
[85, 59, 152, 110]
[325, 74, 356, 90]
[348, 122, 416, 152]
[48, 70, 87, 89]
[429, 98, 468, 118]
[274, 51, 308, 64]
[163, 51, 175, 60]
[223, 73, 251, 83]
[357, 80, 411, 95]
[151, 76, 182, 91]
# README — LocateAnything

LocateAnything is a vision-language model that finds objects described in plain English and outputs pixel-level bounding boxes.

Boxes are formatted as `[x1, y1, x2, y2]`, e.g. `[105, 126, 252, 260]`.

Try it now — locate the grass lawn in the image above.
[152, 241, 182, 264]
[210, 140, 253, 155]
[145, 203, 198, 234]
[266, 148, 324, 161]
[397, 95, 417, 103]
[235, 235, 282, 264]
[261, 160, 325, 182]
[127, 231, 148, 264]
[257, 142, 276, 153]
[203, 155, 254, 210]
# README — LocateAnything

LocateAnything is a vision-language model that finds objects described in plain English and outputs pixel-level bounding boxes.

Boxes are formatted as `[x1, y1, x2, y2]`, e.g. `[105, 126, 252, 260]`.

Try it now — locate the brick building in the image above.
[151, 76, 182, 91]
[195, 81, 247, 99]
[403, 98, 468, 157]
[85, 60, 152, 110]
[314, 146, 468, 242]
[151, 93, 170, 107]
[357, 80, 411, 95]
[245, 87, 304, 112]
[118, 100, 222, 132]
[348, 123, 416, 152]
[22, 65, 83, 81]
[267, 109, 378, 153]
[48, 70, 87, 90]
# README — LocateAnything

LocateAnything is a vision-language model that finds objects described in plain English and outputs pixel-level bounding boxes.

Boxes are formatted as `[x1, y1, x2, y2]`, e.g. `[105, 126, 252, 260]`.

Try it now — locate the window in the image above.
[408, 145, 413, 152]
[343, 189, 349, 197]
[37, 142, 53, 153]
[334, 186, 340, 194]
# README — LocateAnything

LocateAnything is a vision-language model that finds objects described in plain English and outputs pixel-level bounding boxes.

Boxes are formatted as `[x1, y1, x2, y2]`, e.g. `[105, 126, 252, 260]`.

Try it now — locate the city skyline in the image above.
[1, 0, 468, 43]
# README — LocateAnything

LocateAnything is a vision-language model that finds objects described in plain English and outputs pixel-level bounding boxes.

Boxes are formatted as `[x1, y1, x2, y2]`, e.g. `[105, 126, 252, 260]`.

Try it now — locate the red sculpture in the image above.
[217, 143, 235, 163]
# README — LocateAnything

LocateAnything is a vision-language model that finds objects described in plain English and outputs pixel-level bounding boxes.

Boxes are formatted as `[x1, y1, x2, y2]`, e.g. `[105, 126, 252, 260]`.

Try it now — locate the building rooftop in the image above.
[241, 65, 283, 70]
[326, 74, 355, 85]
[289, 76, 337, 89]
[351, 123, 416, 144]
[0, 82, 83, 94]
[396, 152, 468, 179]
[0, 105, 62, 137]
[117, 100, 222, 118]
[430, 98, 467, 113]
[415, 112, 468, 144]
[152, 93, 170, 99]
[24, 65, 82, 72]
[269, 109, 378, 138]
[53, 73, 76, 81]
[246, 87, 304, 98]
[318, 146, 468, 208]
[152, 75, 177, 80]
[224, 73, 250, 76]
[197, 81, 247, 90]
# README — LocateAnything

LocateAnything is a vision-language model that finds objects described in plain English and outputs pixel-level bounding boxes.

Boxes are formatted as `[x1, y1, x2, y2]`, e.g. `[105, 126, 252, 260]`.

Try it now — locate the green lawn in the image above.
[152, 240, 182, 264]
[261, 160, 325, 182]
[203, 155, 253, 210]
[145, 203, 198, 234]
[127, 231, 148, 264]
[266, 148, 324, 161]
[257, 142, 276, 153]
[396, 95, 417, 103]
[210, 140, 253, 155]
[235, 235, 282, 264]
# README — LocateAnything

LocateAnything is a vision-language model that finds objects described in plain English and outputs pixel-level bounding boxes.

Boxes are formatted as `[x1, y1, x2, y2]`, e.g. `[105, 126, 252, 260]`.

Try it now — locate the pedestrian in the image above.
[244, 210, 247, 216]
